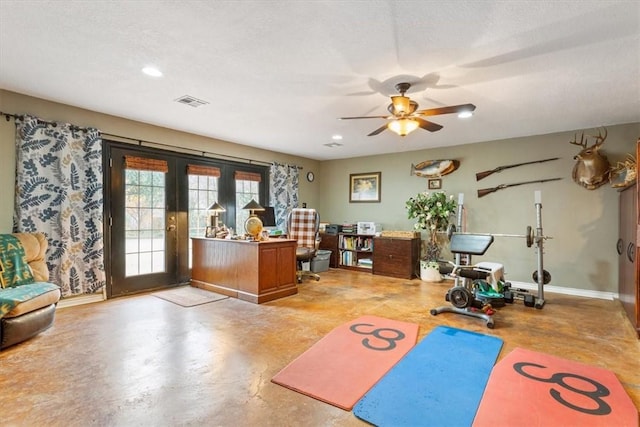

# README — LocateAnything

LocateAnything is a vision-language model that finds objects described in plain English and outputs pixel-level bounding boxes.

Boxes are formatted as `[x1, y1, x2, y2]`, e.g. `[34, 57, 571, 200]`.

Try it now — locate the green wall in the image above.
[318, 123, 639, 294]
[2, 89, 638, 295]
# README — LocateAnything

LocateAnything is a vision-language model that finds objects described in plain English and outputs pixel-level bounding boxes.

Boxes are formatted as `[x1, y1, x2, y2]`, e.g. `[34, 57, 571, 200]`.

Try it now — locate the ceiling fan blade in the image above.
[415, 103, 476, 117]
[339, 115, 389, 120]
[368, 124, 389, 136]
[416, 118, 443, 132]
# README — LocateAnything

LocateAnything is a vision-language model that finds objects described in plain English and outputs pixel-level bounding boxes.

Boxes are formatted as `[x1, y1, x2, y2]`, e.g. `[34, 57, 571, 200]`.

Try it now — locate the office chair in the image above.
[287, 208, 321, 283]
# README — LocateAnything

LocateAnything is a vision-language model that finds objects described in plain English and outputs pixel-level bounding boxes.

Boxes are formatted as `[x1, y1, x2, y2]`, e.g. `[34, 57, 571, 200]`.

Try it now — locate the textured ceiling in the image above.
[1, 1, 639, 160]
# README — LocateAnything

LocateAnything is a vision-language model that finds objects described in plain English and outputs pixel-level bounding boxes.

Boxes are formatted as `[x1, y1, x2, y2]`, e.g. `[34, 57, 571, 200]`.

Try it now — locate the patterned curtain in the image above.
[14, 115, 105, 297]
[269, 162, 299, 230]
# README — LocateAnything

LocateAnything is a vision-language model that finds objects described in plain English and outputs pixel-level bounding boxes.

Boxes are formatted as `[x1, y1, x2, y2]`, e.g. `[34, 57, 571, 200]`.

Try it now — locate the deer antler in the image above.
[569, 132, 587, 148]
[590, 127, 607, 147]
[570, 127, 608, 149]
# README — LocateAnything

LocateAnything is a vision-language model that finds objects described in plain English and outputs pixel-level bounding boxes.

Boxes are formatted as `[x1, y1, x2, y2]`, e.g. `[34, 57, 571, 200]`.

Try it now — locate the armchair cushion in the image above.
[1, 282, 60, 318]
[0, 232, 60, 319]
[13, 232, 49, 282]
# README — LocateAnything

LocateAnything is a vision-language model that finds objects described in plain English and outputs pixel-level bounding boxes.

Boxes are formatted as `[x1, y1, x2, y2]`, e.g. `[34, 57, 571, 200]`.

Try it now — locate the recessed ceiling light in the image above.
[332, 134, 343, 140]
[458, 111, 473, 119]
[142, 66, 163, 77]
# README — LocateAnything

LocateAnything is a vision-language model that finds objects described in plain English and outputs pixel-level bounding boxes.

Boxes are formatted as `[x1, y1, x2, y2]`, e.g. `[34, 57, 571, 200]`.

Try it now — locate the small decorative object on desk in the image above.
[406, 191, 456, 280]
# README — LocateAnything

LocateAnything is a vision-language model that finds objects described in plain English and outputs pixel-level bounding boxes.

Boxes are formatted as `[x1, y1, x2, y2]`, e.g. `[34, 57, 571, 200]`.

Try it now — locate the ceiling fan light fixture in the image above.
[391, 95, 411, 115]
[388, 118, 419, 136]
[458, 110, 473, 119]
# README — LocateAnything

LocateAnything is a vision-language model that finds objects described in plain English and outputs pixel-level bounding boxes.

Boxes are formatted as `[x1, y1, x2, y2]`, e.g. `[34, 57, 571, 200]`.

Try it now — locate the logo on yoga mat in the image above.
[474, 347, 636, 427]
[349, 323, 406, 351]
[514, 362, 611, 416]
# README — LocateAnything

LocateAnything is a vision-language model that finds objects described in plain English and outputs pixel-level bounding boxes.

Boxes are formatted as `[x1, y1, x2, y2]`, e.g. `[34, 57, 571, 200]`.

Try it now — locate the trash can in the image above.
[311, 250, 332, 272]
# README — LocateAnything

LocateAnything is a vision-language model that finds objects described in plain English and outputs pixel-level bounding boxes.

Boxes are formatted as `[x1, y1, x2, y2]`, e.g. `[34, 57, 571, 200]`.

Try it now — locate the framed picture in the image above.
[428, 178, 442, 190]
[349, 172, 381, 203]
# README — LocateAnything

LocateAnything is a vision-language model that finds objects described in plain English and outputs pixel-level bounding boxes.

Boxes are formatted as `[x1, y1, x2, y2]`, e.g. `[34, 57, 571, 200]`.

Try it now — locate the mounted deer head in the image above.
[570, 127, 611, 190]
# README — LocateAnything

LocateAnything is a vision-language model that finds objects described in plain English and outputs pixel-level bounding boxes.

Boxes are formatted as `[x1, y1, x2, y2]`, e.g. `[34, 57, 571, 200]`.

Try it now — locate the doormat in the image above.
[353, 326, 503, 427]
[271, 315, 420, 410]
[474, 347, 638, 427]
[152, 286, 228, 307]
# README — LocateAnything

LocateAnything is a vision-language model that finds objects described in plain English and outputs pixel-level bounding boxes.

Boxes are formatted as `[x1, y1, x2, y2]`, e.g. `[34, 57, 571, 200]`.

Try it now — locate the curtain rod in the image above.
[101, 131, 276, 167]
[1, 111, 302, 169]
[1, 111, 94, 133]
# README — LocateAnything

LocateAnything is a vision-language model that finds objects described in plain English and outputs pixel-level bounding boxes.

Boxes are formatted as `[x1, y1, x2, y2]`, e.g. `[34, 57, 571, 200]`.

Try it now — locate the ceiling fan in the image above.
[339, 82, 476, 137]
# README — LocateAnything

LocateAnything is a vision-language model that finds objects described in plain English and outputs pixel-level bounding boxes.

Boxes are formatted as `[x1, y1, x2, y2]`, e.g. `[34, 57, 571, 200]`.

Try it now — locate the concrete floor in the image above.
[1, 268, 639, 426]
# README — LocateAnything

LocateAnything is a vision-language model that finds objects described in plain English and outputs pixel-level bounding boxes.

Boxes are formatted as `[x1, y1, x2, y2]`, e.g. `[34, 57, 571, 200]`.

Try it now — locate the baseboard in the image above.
[508, 281, 617, 301]
[57, 292, 105, 309]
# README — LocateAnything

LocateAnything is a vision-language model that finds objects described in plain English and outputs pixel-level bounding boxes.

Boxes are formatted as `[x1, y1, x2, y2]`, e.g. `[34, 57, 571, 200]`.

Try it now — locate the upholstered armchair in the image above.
[0, 233, 61, 349]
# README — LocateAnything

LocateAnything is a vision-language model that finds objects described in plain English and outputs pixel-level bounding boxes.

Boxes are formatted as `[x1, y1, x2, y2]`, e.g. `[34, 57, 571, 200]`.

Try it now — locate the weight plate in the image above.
[532, 269, 551, 285]
[449, 286, 473, 309]
[526, 225, 534, 247]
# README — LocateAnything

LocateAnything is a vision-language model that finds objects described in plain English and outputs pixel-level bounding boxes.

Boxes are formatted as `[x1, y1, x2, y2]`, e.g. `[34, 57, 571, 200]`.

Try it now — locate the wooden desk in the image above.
[191, 237, 297, 304]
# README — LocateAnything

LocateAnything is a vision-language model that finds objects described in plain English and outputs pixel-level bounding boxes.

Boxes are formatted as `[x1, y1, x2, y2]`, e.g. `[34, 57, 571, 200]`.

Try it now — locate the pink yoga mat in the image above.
[271, 315, 419, 410]
[474, 347, 638, 427]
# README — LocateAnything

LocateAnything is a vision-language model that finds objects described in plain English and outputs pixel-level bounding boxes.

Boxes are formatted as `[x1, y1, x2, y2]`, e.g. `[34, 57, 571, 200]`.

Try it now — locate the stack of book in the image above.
[342, 223, 356, 233]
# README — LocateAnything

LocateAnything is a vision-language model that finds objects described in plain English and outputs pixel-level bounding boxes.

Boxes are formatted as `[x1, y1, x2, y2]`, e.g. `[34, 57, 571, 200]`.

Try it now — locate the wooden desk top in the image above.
[191, 237, 296, 244]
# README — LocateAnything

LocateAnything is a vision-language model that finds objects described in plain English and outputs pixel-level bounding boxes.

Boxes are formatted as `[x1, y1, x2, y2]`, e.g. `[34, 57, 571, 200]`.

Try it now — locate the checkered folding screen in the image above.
[288, 208, 318, 248]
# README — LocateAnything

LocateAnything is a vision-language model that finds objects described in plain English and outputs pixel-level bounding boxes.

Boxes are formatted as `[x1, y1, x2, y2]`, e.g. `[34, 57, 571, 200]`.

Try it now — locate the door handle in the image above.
[167, 224, 176, 232]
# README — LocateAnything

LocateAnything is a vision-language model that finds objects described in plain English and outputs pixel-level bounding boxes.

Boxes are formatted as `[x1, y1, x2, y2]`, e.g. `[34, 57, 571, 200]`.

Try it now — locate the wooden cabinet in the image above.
[618, 169, 639, 336]
[619, 184, 639, 336]
[318, 233, 339, 268]
[373, 237, 421, 279]
[338, 233, 374, 272]
[190, 237, 297, 304]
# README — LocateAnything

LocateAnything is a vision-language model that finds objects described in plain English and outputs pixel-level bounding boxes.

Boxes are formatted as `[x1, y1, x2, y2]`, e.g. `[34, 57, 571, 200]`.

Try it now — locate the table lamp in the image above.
[205, 201, 226, 237]
[242, 199, 265, 240]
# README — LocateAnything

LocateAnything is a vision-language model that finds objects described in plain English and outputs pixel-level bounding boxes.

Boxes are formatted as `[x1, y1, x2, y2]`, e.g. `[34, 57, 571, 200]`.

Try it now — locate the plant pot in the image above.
[420, 261, 442, 282]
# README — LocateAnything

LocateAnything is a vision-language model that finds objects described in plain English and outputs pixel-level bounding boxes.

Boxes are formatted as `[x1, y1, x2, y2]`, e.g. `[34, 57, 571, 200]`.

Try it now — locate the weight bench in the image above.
[430, 233, 496, 328]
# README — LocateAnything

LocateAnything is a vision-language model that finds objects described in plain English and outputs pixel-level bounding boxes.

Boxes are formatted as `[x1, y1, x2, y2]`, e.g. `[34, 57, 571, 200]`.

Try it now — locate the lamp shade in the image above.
[388, 118, 419, 136]
[242, 199, 264, 212]
[391, 95, 411, 115]
[207, 201, 226, 212]
[242, 199, 264, 239]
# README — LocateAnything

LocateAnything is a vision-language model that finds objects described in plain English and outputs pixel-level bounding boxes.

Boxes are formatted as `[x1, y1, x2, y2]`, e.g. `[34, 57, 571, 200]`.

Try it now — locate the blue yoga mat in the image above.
[353, 326, 503, 427]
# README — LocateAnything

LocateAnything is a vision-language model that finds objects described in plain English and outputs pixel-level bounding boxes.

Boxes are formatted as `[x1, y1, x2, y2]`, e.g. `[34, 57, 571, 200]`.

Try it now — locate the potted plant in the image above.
[405, 191, 457, 281]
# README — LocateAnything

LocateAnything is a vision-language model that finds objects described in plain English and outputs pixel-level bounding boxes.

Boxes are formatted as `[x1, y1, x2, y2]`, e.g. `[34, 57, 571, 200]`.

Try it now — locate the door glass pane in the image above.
[187, 174, 219, 267]
[236, 179, 260, 232]
[124, 169, 167, 277]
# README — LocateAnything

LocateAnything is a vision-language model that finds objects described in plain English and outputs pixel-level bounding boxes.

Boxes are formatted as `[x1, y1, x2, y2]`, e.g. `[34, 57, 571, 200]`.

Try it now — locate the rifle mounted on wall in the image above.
[476, 157, 560, 181]
[477, 178, 562, 198]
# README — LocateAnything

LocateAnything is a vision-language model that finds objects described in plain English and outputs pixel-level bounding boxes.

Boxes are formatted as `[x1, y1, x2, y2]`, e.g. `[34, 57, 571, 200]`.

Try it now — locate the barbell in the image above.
[444, 224, 552, 248]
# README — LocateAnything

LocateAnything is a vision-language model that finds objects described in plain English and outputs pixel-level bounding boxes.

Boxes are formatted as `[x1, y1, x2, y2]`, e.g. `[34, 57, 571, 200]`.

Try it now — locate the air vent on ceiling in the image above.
[323, 142, 343, 148]
[174, 95, 209, 108]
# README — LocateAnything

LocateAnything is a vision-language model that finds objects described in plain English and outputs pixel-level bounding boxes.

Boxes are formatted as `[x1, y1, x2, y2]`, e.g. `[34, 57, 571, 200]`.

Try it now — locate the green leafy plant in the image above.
[406, 191, 457, 261]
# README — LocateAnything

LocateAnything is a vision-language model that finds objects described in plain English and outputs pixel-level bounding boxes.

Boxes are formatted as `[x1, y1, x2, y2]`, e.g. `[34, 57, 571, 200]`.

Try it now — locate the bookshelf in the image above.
[338, 233, 374, 272]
